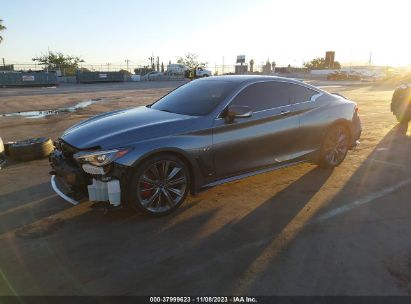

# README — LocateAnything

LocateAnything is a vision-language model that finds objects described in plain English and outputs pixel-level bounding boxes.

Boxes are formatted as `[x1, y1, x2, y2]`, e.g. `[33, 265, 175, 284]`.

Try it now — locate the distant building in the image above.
[0, 64, 14, 71]
[325, 51, 335, 69]
[235, 65, 248, 74]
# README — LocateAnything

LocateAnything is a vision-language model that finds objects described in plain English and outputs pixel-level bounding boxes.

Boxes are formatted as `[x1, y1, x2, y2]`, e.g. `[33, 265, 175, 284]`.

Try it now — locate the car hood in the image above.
[61, 106, 196, 149]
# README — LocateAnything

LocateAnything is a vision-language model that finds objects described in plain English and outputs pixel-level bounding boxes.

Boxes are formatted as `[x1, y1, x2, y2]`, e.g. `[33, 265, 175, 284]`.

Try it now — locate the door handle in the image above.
[280, 110, 290, 115]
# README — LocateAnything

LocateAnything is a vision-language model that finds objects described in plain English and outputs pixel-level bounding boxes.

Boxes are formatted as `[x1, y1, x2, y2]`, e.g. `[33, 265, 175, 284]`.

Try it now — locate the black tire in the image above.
[391, 85, 411, 123]
[395, 112, 411, 123]
[318, 124, 350, 169]
[0, 153, 5, 169]
[4, 142, 11, 156]
[8, 137, 54, 161]
[127, 153, 190, 216]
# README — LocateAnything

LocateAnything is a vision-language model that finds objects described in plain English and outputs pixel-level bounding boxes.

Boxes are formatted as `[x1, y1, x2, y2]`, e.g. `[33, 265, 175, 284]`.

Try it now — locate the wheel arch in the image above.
[323, 118, 353, 144]
[128, 148, 198, 195]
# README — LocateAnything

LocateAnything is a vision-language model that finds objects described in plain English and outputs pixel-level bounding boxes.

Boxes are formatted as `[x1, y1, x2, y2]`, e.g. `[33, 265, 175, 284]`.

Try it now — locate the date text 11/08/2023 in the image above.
[149, 297, 258, 303]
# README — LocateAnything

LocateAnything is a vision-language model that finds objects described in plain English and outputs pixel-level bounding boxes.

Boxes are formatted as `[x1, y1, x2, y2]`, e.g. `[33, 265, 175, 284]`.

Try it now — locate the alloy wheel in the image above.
[323, 125, 349, 166]
[137, 160, 187, 213]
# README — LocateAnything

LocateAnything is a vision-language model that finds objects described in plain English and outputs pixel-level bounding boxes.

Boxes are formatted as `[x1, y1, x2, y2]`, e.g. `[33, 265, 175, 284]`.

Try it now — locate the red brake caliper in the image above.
[140, 182, 154, 199]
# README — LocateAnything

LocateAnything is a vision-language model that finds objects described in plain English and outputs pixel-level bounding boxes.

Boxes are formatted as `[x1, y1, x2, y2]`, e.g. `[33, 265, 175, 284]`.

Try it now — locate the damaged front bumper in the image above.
[49, 148, 127, 206]
[51, 175, 80, 205]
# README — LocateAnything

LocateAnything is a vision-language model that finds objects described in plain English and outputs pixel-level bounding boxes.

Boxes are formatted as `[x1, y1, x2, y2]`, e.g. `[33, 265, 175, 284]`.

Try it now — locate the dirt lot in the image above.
[1, 80, 411, 296]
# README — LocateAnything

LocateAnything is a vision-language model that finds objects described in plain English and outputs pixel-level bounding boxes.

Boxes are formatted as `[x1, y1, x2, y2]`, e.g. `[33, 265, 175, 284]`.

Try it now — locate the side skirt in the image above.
[200, 160, 305, 191]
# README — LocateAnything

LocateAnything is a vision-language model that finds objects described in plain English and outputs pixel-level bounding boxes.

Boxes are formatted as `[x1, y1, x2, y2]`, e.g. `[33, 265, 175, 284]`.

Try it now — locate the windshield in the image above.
[151, 80, 237, 116]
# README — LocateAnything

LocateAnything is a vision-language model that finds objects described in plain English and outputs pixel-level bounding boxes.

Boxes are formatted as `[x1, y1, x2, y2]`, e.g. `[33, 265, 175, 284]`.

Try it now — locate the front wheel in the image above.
[318, 124, 350, 169]
[127, 154, 190, 216]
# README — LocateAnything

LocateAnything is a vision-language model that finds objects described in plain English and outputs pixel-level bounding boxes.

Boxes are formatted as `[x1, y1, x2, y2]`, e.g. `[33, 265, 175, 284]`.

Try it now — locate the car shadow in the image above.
[8, 165, 331, 295]
[321, 122, 411, 209]
[0, 182, 69, 235]
[133, 166, 334, 295]
[0, 181, 54, 212]
[242, 124, 411, 294]
[4, 125, 411, 295]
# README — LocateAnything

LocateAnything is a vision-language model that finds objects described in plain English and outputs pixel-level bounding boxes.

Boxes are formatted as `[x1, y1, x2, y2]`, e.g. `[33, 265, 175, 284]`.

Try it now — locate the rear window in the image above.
[151, 80, 237, 116]
[288, 84, 319, 104]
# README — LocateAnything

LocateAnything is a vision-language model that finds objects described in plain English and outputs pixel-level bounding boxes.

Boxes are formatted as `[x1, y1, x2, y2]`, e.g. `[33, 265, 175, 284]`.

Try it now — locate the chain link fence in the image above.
[4, 63, 278, 75]
[2, 62, 306, 85]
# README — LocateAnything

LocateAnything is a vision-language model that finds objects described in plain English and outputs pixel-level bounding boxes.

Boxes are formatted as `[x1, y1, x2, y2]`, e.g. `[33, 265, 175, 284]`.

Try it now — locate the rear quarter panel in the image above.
[298, 94, 357, 153]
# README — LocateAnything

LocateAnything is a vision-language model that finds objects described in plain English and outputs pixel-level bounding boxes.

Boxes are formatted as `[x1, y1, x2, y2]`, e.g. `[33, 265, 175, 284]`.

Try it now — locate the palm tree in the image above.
[0, 19, 6, 44]
[271, 61, 276, 73]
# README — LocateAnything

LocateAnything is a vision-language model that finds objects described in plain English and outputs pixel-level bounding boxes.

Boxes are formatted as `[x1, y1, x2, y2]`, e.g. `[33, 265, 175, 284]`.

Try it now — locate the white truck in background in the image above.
[193, 67, 212, 77]
[166, 64, 187, 75]
[167, 64, 212, 78]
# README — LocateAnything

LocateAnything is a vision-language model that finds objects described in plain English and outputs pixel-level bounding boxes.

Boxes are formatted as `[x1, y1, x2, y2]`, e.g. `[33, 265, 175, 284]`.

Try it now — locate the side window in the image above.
[231, 82, 290, 111]
[288, 84, 318, 104]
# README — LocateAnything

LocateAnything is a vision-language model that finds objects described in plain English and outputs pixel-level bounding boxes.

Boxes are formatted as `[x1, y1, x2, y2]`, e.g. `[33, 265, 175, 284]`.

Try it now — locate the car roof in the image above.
[200, 75, 304, 85]
[197, 75, 325, 92]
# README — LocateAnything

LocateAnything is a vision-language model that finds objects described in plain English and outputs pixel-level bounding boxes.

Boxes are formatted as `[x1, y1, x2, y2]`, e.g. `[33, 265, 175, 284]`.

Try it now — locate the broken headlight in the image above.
[74, 149, 130, 167]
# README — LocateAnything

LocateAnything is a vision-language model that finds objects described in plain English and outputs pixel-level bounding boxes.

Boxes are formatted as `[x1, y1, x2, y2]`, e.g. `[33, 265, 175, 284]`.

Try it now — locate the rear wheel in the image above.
[318, 124, 350, 168]
[127, 154, 190, 216]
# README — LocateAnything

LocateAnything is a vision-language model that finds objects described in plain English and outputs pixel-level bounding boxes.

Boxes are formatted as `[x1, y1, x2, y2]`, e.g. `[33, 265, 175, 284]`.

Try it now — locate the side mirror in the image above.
[225, 105, 252, 123]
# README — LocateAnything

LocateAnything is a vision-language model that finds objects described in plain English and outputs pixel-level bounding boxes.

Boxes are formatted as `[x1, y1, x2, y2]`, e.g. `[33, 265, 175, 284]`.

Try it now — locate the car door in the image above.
[287, 83, 324, 155]
[212, 81, 300, 179]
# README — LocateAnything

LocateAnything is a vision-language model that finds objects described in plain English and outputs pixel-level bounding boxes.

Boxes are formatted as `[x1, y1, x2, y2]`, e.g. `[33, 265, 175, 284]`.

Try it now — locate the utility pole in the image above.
[106, 63, 111, 71]
[368, 52, 372, 67]
[2, 58, 5, 67]
[47, 46, 50, 73]
[222, 56, 225, 75]
[124, 59, 130, 72]
[148, 55, 155, 71]
[156, 56, 160, 71]
[349, 49, 352, 72]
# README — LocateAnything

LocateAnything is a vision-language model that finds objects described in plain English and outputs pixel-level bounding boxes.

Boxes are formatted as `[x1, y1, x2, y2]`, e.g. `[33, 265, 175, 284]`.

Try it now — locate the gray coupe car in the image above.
[50, 76, 361, 216]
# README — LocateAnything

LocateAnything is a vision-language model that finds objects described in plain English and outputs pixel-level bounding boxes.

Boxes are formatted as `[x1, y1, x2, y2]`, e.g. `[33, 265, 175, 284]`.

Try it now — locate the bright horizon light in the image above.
[0, 0, 410, 68]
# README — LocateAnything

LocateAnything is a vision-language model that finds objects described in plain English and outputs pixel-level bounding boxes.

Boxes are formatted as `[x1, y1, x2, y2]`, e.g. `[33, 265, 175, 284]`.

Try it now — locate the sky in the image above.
[0, 0, 410, 68]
